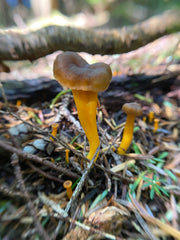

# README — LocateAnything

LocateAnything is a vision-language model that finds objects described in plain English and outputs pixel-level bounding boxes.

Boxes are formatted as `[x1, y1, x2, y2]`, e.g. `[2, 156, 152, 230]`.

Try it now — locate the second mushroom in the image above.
[53, 52, 112, 162]
[117, 102, 142, 155]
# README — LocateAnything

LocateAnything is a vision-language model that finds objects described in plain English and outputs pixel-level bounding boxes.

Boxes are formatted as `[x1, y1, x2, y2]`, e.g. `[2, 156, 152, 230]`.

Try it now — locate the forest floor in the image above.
[0, 33, 180, 240]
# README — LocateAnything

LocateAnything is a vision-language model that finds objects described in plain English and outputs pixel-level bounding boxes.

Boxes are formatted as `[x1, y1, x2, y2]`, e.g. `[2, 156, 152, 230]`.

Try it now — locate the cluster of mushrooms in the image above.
[53, 51, 142, 163]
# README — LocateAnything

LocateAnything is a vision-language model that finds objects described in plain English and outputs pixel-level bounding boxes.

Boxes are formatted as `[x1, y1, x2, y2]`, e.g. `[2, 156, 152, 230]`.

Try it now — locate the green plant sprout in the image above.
[142, 174, 169, 199]
[89, 190, 108, 210]
[132, 141, 141, 154]
[50, 89, 72, 108]
[130, 171, 147, 193]
[128, 146, 176, 201]
[164, 169, 177, 182]
[28, 111, 42, 125]
[128, 170, 170, 200]
[134, 93, 153, 103]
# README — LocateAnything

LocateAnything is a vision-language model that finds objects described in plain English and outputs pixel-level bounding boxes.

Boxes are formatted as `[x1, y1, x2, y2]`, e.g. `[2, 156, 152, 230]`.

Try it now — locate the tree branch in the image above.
[0, 10, 180, 61]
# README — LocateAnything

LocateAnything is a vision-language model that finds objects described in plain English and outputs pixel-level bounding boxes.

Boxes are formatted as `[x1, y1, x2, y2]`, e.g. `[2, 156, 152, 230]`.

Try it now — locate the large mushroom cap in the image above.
[122, 103, 142, 116]
[53, 51, 112, 92]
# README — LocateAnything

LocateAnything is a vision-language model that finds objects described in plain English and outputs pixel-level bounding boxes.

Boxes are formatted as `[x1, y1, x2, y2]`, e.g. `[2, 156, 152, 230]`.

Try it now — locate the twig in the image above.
[66, 147, 100, 212]
[27, 161, 64, 183]
[134, 211, 158, 240]
[129, 193, 180, 239]
[39, 192, 68, 218]
[1, 10, 180, 60]
[53, 146, 100, 237]
[11, 153, 51, 240]
[39, 192, 124, 240]
[0, 140, 79, 179]
[57, 101, 82, 132]
[60, 214, 123, 240]
[125, 153, 154, 160]
[0, 110, 133, 183]
[0, 185, 34, 200]
[95, 164, 134, 183]
[0, 109, 85, 159]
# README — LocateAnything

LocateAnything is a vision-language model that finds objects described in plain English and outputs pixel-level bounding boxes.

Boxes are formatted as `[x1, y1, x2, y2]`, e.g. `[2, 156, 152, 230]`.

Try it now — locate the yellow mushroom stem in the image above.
[117, 114, 136, 155]
[72, 89, 100, 162]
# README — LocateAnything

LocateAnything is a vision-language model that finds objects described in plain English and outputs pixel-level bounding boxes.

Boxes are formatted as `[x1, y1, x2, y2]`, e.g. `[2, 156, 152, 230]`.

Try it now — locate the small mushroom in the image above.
[148, 111, 154, 123]
[63, 180, 72, 199]
[50, 123, 59, 141]
[117, 102, 142, 155]
[53, 52, 112, 162]
[65, 149, 70, 164]
[153, 118, 159, 133]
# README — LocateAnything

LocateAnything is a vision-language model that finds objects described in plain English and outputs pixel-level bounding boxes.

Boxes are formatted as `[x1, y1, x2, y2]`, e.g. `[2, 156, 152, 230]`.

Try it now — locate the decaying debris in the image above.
[63, 206, 129, 240]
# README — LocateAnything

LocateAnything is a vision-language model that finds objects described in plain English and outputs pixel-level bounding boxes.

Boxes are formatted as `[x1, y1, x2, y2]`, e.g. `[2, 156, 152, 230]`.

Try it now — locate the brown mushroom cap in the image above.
[122, 103, 142, 116]
[53, 51, 112, 92]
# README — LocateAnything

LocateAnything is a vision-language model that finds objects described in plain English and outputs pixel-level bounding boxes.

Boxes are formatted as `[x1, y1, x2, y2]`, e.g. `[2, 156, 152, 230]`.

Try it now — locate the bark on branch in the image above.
[0, 10, 180, 61]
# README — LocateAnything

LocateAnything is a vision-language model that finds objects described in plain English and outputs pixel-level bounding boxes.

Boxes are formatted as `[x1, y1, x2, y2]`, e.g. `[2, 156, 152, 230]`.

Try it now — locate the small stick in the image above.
[11, 153, 50, 240]
[0, 140, 79, 179]
[27, 161, 64, 183]
[0, 185, 34, 200]
[54, 147, 100, 236]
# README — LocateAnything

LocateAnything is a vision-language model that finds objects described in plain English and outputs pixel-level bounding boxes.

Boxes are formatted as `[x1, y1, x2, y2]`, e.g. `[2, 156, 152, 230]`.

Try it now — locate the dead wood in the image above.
[1, 71, 178, 111]
[0, 10, 180, 61]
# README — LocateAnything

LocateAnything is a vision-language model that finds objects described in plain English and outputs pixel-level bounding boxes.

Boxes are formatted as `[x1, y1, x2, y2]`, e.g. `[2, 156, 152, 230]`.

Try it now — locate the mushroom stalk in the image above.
[72, 90, 100, 161]
[117, 114, 135, 154]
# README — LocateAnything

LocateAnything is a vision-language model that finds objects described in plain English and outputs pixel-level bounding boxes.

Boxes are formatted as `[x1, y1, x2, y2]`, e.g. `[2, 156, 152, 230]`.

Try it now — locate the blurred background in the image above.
[0, 0, 180, 29]
[1, 0, 180, 82]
